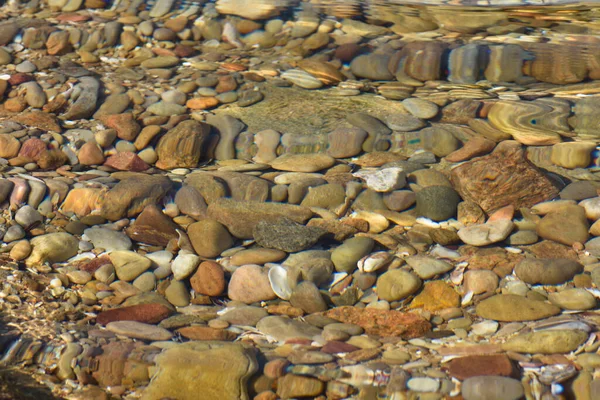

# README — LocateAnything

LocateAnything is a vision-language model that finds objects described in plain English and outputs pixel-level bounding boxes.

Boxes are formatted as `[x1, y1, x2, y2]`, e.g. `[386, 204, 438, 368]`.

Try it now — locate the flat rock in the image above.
[415, 185, 461, 221]
[462, 376, 524, 400]
[406, 255, 454, 279]
[377, 269, 422, 302]
[253, 218, 326, 252]
[188, 219, 233, 258]
[447, 354, 516, 380]
[256, 315, 323, 342]
[228, 264, 276, 304]
[155, 120, 211, 170]
[96, 303, 172, 325]
[536, 204, 589, 245]
[476, 294, 560, 322]
[105, 321, 172, 341]
[451, 141, 559, 213]
[514, 258, 583, 285]
[270, 153, 335, 172]
[84, 227, 132, 252]
[502, 330, 588, 354]
[458, 220, 514, 246]
[110, 251, 152, 282]
[25, 232, 79, 268]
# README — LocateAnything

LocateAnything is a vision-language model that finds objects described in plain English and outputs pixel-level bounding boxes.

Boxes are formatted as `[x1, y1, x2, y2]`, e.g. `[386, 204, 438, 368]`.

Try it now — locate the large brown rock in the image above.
[323, 306, 431, 338]
[155, 120, 211, 170]
[207, 198, 313, 239]
[125, 204, 179, 246]
[99, 174, 172, 221]
[450, 140, 559, 213]
[96, 303, 173, 325]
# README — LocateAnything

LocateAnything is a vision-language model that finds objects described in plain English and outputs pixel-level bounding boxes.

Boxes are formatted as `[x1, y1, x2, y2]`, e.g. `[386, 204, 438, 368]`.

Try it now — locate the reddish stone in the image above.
[450, 140, 559, 214]
[220, 63, 247, 72]
[186, 97, 220, 110]
[18, 137, 47, 160]
[335, 43, 362, 63]
[8, 73, 34, 86]
[215, 75, 238, 93]
[78, 142, 105, 165]
[91, 341, 137, 387]
[11, 110, 62, 132]
[321, 341, 360, 354]
[77, 256, 110, 274]
[125, 203, 179, 246]
[4, 97, 27, 112]
[446, 354, 516, 380]
[284, 338, 313, 346]
[445, 136, 496, 163]
[55, 13, 92, 23]
[99, 113, 141, 141]
[37, 149, 68, 169]
[174, 44, 196, 58]
[189, 261, 226, 297]
[104, 152, 149, 172]
[176, 326, 237, 341]
[96, 303, 173, 325]
[440, 99, 482, 124]
[460, 246, 524, 278]
[322, 306, 431, 338]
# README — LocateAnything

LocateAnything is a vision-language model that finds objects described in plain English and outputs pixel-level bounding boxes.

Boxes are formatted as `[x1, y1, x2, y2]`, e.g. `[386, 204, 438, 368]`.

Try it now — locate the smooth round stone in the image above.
[536, 205, 589, 246]
[138, 148, 158, 165]
[216, 91, 238, 103]
[514, 258, 583, 285]
[228, 265, 276, 304]
[289, 281, 328, 314]
[579, 197, 600, 220]
[141, 56, 180, 69]
[188, 219, 233, 258]
[463, 270, 499, 295]
[350, 54, 394, 80]
[230, 248, 286, 266]
[458, 220, 514, 246]
[26, 232, 79, 267]
[551, 141, 596, 169]
[376, 269, 422, 302]
[405, 255, 453, 279]
[502, 329, 588, 354]
[548, 288, 596, 310]
[300, 183, 346, 211]
[415, 185, 461, 221]
[560, 181, 599, 201]
[105, 321, 173, 341]
[238, 90, 264, 107]
[256, 315, 322, 342]
[165, 280, 190, 307]
[280, 69, 323, 89]
[407, 377, 440, 393]
[84, 227, 132, 252]
[462, 376, 524, 400]
[9, 240, 31, 261]
[383, 190, 416, 211]
[401, 98, 439, 119]
[327, 127, 367, 159]
[323, 323, 364, 336]
[110, 251, 152, 281]
[171, 253, 201, 280]
[161, 90, 187, 105]
[408, 169, 450, 188]
[331, 237, 375, 273]
[147, 102, 186, 116]
[16, 61, 36, 73]
[476, 294, 560, 322]
[506, 230, 538, 245]
[14, 205, 43, 228]
[132, 272, 156, 292]
[353, 167, 406, 192]
[270, 153, 335, 173]
[385, 113, 426, 132]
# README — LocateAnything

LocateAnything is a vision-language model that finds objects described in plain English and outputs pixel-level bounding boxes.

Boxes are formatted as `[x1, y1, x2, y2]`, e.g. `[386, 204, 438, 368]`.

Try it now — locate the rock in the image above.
[253, 218, 326, 252]
[462, 376, 524, 400]
[126, 204, 179, 246]
[458, 220, 514, 246]
[402, 98, 439, 119]
[464, 270, 500, 295]
[276, 375, 325, 399]
[99, 175, 171, 221]
[331, 237, 375, 273]
[106, 321, 172, 341]
[502, 330, 588, 354]
[419, 126, 461, 157]
[350, 54, 394, 80]
[84, 227, 132, 251]
[219, 306, 268, 326]
[514, 258, 583, 285]
[256, 316, 323, 342]
[171, 253, 201, 280]
[155, 120, 211, 170]
[207, 198, 313, 239]
[174, 186, 207, 219]
[142, 342, 257, 399]
[536, 204, 589, 246]
[165, 280, 190, 307]
[231, 249, 286, 266]
[551, 141, 596, 169]
[281, 69, 324, 89]
[376, 270, 422, 302]
[99, 113, 141, 142]
[190, 261, 226, 296]
[327, 127, 368, 158]
[447, 354, 516, 380]
[25, 232, 79, 268]
[415, 186, 461, 221]
[406, 255, 454, 279]
[216, 0, 288, 20]
[289, 281, 328, 313]
[323, 306, 431, 338]
[300, 183, 346, 211]
[94, 93, 131, 118]
[187, 219, 233, 258]
[385, 113, 426, 132]
[451, 141, 559, 213]
[445, 136, 496, 163]
[177, 326, 236, 341]
[353, 167, 406, 192]
[14, 205, 43, 228]
[228, 265, 276, 304]
[78, 142, 105, 165]
[383, 190, 416, 211]
[476, 294, 560, 321]
[410, 281, 460, 312]
[62, 77, 99, 120]
[270, 153, 335, 172]
[110, 251, 152, 281]
[10, 240, 31, 261]
[147, 102, 186, 116]
[0, 134, 20, 158]
[96, 304, 172, 325]
[206, 114, 245, 161]
[253, 129, 281, 164]
[548, 288, 596, 310]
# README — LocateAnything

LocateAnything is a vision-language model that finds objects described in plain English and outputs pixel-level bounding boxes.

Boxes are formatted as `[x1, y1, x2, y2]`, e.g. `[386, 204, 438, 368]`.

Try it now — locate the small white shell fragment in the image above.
[268, 264, 293, 300]
[416, 217, 440, 228]
[358, 251, 392, 273]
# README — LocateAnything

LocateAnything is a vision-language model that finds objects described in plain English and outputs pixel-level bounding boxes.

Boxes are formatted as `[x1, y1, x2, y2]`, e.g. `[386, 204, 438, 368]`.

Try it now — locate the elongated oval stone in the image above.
[476, 294, 560, 322]
[502, 330, 588, 354]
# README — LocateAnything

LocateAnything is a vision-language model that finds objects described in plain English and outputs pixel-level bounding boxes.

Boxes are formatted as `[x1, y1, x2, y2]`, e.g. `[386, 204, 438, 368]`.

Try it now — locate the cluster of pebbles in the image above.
[2, 0, 600, 399]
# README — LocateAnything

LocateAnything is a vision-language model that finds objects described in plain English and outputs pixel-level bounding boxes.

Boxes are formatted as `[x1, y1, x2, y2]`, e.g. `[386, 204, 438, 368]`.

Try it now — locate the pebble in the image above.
[476, 294, 560, 321]
[462, 376, 524, 400]
[105, 321, 173, 341]
[376, 269, 422, 301]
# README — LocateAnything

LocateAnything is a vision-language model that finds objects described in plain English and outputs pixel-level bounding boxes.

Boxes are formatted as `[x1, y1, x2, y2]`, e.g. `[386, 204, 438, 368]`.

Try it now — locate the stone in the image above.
[551, 142, 596, 169]
[0, 134, 20, 158]
[62, 77, 99, 120]
[25, 232, 79, 268]
[548, 288, 597, 310]
[514, 258, 583, 285]
[298, 59, 345, 85]
[165, 280, 190, 307]
[253, 218, 326, 253]
[353, 167, 406, 192]
[327, 127, 368, 158]
[410, 281, 460, 312]
[188, 219, 233, 258]
[350, 54, 394, 80]
[96, 304, 172, 325]
[219, 306, 268, 326]
[216, 0, 288, 20]
[256, 316, 323, 342]
[99, 113, 141, 142]
[376, 269, 421, 302]
[142, 342, 257, 400]
[536, 205, 589, 246]
[190, 261, 226, 296]
[177, 326, 236, 341]
[464, 270, 500, 295]
[206, 114, 245, 161]
[99, 175, 171, 221]
[276, 375, 325, 399]
[228, 265, 276, 304]
[447, 354, 516, 380]
[331, 237, 375, 273]
[458, 220, 514, 246]
[14, 205, 43, 228]
[462, 376, 524, 400]
[415, 186, 461, 221]
[401, 98, 439, 119]
[289, 281, 328, 314]
[106, 321, 172, 341]
[231, 249, 286, 266]
[502, 330, 588, 354]
[451, 141, 559, 213]
[476, 294, 560, 322]
[155, 120, 211, 170]
[383, 190, 416, 212]
[207, 198, 313, 239]
[445, 136, 496, 163]
[84, 227, 132, 251]
[171, 253, 201, 280]
[281, 69, 324, 89]
[406, 255, 454, 279]
[148, 102, 186, 116]
[270, 153, 335, 173]
[253, 129, 280, 164]
[94, 93, 131, 118]
[323, 306, 431, 338]
[78, 142, 105, 165]
[300, 183, 346, 211]
[126, 204, 179, 247]
[110, 251, 152, 282]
